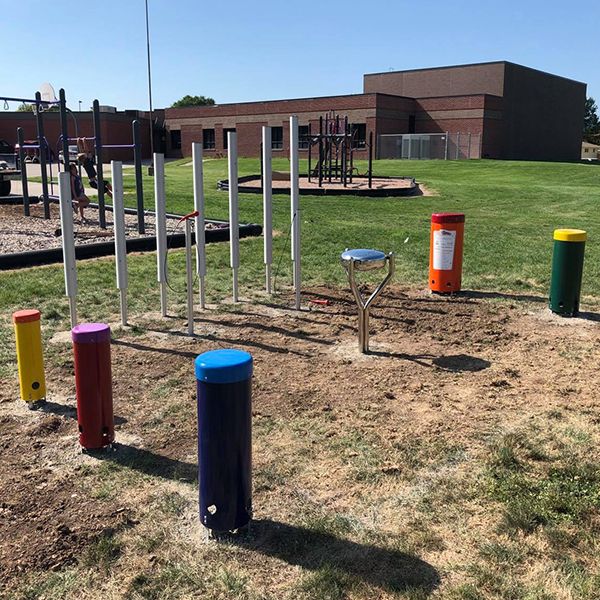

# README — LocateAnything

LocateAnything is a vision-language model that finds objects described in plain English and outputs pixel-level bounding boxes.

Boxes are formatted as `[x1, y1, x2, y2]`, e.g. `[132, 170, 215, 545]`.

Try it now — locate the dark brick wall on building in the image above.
[0, 112, 153, 161]
[364, 62, 506, 98]
[501, 63, 586, 161]
[166, 94, 379, 159]
[364, 62, 586, 161]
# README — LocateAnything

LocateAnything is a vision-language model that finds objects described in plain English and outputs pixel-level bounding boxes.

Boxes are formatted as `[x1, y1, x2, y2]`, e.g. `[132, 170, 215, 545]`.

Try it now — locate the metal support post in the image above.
[185, 219, 194, 335]
[262, 127, 273, 294]
[132, 120, 145, 233]
[93, 100, 106, 229]
[290, 116, 301, 310]
[17, 128, 30, 216]
[35, 92, 50, 219]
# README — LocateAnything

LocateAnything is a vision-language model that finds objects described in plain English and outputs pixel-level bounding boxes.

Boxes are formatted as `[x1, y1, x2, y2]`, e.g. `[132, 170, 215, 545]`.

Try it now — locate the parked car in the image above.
[14, 140, 54, 164]
[59, 144, 79, 165]
[0, 139, 14, 155]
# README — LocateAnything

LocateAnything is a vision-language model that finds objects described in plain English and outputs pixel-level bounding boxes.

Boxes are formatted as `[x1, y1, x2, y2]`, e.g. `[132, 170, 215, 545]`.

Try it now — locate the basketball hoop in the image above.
[33, 83, 58, 115]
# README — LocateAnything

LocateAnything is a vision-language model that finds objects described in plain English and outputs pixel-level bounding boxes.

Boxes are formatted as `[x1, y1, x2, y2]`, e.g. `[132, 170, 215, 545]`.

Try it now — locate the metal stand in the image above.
[185, 219, 194, 335]
[341, 249, 395, 353]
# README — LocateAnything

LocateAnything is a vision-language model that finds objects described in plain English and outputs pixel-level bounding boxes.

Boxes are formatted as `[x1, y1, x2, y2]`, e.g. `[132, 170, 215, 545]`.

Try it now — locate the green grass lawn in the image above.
[18, 158, 600, 326]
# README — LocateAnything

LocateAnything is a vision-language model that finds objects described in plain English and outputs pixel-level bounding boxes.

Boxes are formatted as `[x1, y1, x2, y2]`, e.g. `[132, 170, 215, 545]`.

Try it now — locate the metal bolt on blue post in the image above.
[195, 349, 253, 536]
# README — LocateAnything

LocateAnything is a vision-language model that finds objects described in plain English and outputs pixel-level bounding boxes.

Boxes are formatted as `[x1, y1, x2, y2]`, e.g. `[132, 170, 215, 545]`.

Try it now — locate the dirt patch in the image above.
[1, 285, 599, 595]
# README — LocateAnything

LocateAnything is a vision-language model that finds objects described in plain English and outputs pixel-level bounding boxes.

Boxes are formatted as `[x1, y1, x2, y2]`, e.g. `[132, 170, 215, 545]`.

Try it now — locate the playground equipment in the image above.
[306, 111, 374, 189]
[549, 229, 587, 317]
[53, 116, 302, 330]
[72, 323, 115, 450]
[262, 126, 273, 294]
[195, 349, 253, 535]
[58, 100, 145, 232]
[58, 171, 78, 328]
[111, 161, 128, 326]
[290, 116, 301, 310]
[192, 143, 207, 308]
[228, 132, 240, 303]
[12, 309, 46, 405]
[154, 152, 168, 316]
[1, 89, 67, 216]
[341, 249, 395, 353]
[429, 213, 465, 294]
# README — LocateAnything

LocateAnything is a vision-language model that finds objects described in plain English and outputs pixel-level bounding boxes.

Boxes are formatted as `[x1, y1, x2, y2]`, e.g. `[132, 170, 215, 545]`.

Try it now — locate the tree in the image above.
[171, 95, 215, 108]
[584, 97, 600, 140]
[16, 103, 33, 112]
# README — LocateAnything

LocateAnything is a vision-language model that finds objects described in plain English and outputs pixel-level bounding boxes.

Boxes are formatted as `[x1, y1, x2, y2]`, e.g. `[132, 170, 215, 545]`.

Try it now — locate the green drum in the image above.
[549, 229, 586, 317]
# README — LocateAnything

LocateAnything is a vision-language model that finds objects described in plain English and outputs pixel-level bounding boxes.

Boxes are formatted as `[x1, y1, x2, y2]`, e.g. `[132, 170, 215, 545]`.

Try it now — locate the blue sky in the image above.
[1, 0, 597, 111]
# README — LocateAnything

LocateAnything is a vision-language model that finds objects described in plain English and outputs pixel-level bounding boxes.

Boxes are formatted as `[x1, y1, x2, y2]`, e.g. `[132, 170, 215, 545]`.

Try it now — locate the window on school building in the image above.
[299, 125, 310, 149]
[271, 126, 283, 150]
[223, 128, 236, 149]
[170, 129, 181, 150]
[203, 129, 215, 150]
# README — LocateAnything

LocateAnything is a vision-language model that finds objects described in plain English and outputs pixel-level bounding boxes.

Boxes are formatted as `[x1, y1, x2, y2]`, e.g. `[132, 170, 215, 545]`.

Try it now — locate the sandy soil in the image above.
[1, 285, 599, 591]
[241, 175, 420, 193]
[0, 203, 223, 254]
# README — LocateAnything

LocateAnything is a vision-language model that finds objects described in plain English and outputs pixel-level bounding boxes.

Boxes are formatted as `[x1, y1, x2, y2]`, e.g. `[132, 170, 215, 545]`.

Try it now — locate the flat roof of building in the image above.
[364, 60, 586, 86]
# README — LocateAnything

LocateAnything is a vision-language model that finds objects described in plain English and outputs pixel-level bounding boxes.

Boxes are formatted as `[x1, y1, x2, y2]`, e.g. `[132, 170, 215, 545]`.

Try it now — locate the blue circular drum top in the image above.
[341, 248, 386, 262]
[341, 248, 387, 271]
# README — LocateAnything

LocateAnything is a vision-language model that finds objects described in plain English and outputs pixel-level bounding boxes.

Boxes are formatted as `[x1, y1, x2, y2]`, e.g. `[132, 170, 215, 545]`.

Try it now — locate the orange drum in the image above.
[429, 213, 465, 293]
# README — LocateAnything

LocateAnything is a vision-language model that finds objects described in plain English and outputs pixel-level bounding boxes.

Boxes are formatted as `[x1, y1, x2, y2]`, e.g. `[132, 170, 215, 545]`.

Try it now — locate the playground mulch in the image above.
[0, 203, 221, 255]
[1, 285, 599, 596]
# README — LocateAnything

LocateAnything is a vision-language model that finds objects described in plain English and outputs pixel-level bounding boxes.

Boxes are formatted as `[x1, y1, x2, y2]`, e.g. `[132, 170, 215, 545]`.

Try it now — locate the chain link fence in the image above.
[377, 133, 481, 160]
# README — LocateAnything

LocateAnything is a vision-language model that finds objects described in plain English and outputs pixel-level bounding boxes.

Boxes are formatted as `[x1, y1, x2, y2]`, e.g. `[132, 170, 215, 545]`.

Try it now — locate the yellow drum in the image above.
[13, 309, 46, 403]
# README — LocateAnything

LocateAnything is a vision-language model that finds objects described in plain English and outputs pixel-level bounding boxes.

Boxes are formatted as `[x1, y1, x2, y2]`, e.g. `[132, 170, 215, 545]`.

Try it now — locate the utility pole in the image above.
[145, 0, 155, 175]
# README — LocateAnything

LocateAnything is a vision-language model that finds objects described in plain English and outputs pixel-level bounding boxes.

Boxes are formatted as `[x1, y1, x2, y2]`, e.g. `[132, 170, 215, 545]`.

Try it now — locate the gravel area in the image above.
[0, 202, 223, 254]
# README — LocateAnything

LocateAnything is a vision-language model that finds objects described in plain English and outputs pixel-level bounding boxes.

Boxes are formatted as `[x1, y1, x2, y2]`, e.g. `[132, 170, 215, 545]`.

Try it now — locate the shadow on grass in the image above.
[92, 442, 197, 483]
[236, 519, 440, 594]
[39, 400, 128, 426]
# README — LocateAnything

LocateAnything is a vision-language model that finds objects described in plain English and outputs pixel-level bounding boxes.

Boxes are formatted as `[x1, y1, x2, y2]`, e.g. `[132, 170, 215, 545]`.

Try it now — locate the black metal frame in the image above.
[0, 90, 68, 218]
[306, 111, 374, 189]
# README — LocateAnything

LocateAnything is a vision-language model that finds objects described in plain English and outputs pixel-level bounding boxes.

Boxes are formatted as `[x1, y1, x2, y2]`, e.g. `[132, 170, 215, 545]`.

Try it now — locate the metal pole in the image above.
[444, 131, 449, 160]
[17, 128, 30, 216]
[192, 142, 206, 308]
[185, 219, 194, 335]
[132, 120, 145, 233]
[92, 100, 106, 229]
[228, 132, 239, 303]
[262, 126, 273, 294]
[290, 116, 301, 310]
[58, 171, 77, 328]
[307, 123, 312, 183]
[318, 116, 323, 187]
[468, 133, 472, 159]
[145, 0, 155, 174]
[456, 132, 461, 160]
[368, 131, 373, 189]
[59, 90, 70, 177]
[111, 161, 128, 327]
[154, 153, 168, 316]
[35, 93, 50, 219]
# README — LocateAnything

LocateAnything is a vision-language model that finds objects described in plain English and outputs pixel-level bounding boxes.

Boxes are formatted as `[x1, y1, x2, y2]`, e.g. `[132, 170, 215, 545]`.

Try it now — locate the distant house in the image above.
[581, 141, 600, 160]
